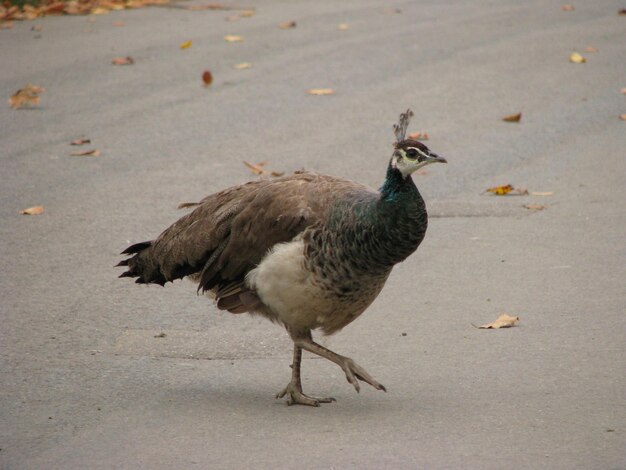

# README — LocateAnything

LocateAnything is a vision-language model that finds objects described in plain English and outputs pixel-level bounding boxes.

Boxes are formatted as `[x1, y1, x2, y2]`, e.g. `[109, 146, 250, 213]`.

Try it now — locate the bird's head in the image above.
[390, 109, 447, 179]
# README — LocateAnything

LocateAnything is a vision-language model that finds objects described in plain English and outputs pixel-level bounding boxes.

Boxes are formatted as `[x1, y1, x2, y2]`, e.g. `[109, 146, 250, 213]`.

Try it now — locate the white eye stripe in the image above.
[407, 147, 429, 159]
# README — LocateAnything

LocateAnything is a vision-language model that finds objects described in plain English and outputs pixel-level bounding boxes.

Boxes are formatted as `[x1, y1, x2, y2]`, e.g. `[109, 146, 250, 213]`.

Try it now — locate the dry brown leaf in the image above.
[307, 88, 335, 95]
[224, 34, 243, 42]
[279, 20, 296, 29]
[19, 205, 44, 215]
[9, 84, 44, 109]
[619, 8, 626, 15]
[583, 45, 598, 53]
[202, 70, 213, 87]
[338, 23, 349, 30]
[569, 52, 586, 63]
[561, 4, 574, 11]
[114, 20, 125, 26]
[71, 149, 101, 157]
[186, 3, 236, 10]
[530, 191, 554, 196]
[180, 40, 192, 49]
[408, 131, 429, 141]
[620, 114, 626, 121]
[243, 161, 284, 177]
[478, 313, 519, 329]
[111, 56, 134, 65]
[71, 138, 91, 146]
[502, 112, 522, 123]
[620, 88, 626, 95]
[233, 62, 251, 69]
[523, 204, 545, 211]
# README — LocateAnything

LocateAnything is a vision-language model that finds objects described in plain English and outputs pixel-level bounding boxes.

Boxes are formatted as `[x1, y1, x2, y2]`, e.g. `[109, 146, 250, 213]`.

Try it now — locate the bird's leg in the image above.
[276, 343, 337, 406]
[290, 329, 386, 394]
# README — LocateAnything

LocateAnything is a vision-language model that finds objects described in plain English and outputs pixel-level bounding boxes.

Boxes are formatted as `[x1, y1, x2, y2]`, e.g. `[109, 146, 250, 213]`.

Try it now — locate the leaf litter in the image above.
[111, 56, 134, 65]
[485, 184, 528, 196]
[475, 313, 520, 329]
[71, 149, 101, 157]
[502, 112, 522, 123]
[19, 205, 44, 215]
[243, 161, 284, 177]
[307, 88, 335, 96]
[9, 85, 44, 109]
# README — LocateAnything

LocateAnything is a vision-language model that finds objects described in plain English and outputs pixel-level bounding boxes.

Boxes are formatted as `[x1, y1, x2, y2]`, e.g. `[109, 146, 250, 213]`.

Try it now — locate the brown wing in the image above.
[118, 171, 373, 294]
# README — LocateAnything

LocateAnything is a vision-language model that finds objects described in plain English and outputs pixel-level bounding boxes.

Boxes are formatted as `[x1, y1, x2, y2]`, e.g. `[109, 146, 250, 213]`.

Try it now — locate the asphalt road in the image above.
[1, 0, 625, 468]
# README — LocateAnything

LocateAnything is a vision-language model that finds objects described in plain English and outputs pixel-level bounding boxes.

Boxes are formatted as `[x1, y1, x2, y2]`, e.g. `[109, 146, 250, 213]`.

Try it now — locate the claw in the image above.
[276, 381, 336, 407]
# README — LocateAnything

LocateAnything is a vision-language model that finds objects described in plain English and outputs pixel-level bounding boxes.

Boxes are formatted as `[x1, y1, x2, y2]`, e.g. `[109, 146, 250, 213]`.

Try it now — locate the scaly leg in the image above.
[289, 328, 386, 394]
[276, 343, 336, 406]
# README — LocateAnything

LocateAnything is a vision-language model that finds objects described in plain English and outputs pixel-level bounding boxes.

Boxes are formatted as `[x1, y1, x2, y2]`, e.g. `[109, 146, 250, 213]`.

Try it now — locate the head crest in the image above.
[393, 109, 414, 143]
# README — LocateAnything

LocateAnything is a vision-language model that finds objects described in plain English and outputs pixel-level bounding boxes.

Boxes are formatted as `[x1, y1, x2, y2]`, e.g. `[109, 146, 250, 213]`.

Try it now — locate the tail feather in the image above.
[121, 241, 152, 255]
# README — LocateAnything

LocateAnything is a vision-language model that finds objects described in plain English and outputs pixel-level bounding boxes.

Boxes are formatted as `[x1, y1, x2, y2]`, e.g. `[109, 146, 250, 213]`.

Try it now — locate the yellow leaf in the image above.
[486, 184, 514, 195]
[180, 40, 192, 49]
[224, 34, 243, 42]
[19, 205, 44, 215]
[530, 191, 554, 196]
[502, 112, 522, 122]
[233, 62, 252, 69]
[478, 313, 519, 329]
[620, 114, 626, 121]
[307, 88, 335, 95]
[338, 23, 349, 30]
[9, 84, 44, 109]
[569, 52, 586, 63]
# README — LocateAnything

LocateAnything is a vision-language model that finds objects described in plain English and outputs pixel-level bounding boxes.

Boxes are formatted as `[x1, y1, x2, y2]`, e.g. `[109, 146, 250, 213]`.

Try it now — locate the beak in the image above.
[429, 153, 447, 164]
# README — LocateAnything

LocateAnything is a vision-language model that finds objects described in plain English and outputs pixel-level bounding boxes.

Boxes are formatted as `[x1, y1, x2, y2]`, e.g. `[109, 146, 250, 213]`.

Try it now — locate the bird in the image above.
[117, 109, 447, 406]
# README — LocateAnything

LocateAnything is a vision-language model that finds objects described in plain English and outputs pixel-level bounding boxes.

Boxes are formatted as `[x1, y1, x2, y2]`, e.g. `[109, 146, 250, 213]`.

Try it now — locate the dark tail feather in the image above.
[121, 241, 152, 255]
[116, 259, 129, 267]
[119, 270, 135, 278]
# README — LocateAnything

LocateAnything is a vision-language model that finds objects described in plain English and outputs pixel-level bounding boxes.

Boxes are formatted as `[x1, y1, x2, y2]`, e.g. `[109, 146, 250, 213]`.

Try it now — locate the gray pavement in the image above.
[1, 0, 625, 468]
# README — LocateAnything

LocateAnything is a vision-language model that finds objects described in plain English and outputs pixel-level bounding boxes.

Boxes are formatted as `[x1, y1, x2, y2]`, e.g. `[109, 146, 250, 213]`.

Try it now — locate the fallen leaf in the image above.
[619, 9, 626, 15]
[569, 52, 586, 63]
[620, 88, 626, 95]
[70, 138, 91, 145]
[502, 112, 522, 122]
[408, 131, 429, 141]
[111, 56, 134, 65]
[154, 332, 166, 338]
[186, 3, 237, 10]
[9, 84, 44, 109]
[583, 46, 598, 53]
[307, 88, 335, 95]
[530, 191, 554, 196]
[486, 184, 513, 195]
[523, 204, 545, 211]
[180, 40, 192, 49]
[477, 313, 519, 329]
[233, 62, 252, 69]
[279, 20, 296, 29]
[243, 161, 284, 177]
[561, 4, 574, 11]
[224, 34, 243, 42]
[114, 21, 125, 26]
[70, 149, 101, 157]
[620, 114, 626, 121]
[202, 70, 213, 87]
[239, 10, 255, 17]
[19, 205, 44, 215]
[338, 23, 349, 30]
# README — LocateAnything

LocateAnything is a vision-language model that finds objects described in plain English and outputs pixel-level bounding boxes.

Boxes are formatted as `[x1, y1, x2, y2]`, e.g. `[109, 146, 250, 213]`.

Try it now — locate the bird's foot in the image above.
[339, 357, 386, 394]
[276, 382, 336, 407]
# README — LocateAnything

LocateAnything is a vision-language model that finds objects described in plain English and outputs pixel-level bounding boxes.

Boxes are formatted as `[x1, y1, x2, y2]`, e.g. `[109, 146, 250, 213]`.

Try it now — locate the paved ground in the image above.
[1, 0, 625, 468]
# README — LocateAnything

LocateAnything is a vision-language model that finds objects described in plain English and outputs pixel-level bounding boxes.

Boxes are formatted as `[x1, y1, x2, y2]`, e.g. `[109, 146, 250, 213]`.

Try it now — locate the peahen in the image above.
[117, 109, 446, 406]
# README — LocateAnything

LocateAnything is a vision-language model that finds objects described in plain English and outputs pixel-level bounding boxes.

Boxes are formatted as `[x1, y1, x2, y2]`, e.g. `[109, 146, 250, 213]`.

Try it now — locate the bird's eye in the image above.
[406, 148, 418, 159]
